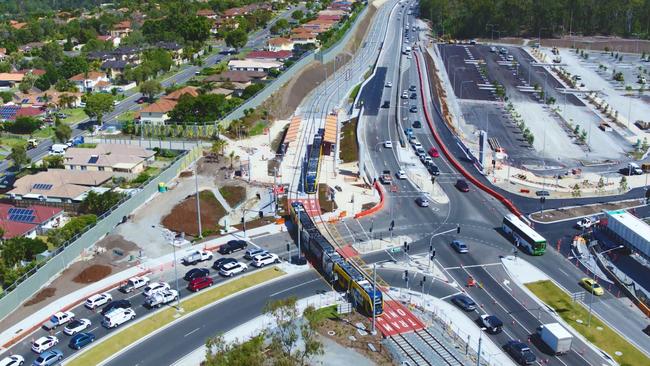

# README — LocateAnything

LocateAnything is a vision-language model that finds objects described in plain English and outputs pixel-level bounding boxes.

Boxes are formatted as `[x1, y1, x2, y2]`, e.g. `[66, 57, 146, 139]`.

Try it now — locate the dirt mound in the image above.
[24, 287, 56, 307]
[97, 234, 139, 253]
[179, 170, 194, 178]
[72, 264, 112, 284]
[161, 190, 226, 236]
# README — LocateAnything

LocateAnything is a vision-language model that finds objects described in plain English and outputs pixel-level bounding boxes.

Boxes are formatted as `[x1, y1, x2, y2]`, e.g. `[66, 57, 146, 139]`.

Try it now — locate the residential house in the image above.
[110, 20, 132, 38]
[318, 9, 348, 17]
[0, 73, 24, 89]
[12, 107, 45, 120]
[113, 46, 142, 65]
[18, 42, 45, 53]
[87, 51, 116, 63]
[69, 71, 110, 92]
[228, 59, 283, 72]
[14, 91, 82, 108]
[208, 88, 234, 99]
[328, 1, 353, 12]
[204, 70, 266, 84]
[303, 19, 337, 33]
[8, 170, 113, 204]
[290, 29, 318, 45]
[267, 38, 294, 52]
[222, 7, 248, 19]
[317, 14, 343, 22]
[247, 50, 292, 62]
[164, 86, 199, 101]
[17, 69, 46, 77]
[0, 204, 66, 239]
[156, 42, 184, 65]
[101, 60, 130, 79]
[138, 98, 177, 125]
[63, 144, 155, 176]
[197, 8, 218, 19]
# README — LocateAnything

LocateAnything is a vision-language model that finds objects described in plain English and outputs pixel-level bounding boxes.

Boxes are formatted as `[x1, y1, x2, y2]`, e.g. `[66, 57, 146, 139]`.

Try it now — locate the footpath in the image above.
[0, 223, 282, 351]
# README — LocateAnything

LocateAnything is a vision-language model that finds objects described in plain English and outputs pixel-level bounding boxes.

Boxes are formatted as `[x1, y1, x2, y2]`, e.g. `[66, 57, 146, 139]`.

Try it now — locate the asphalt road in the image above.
[0, 7, 301, 175]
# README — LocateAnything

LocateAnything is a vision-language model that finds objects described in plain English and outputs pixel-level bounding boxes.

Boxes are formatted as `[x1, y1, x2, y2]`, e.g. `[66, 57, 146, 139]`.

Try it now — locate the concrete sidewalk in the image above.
[0, 223, 282, 350]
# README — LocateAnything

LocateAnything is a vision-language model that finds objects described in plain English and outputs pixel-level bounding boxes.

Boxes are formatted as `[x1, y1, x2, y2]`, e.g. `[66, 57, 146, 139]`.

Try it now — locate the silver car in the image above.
[416, 197, 429, 207]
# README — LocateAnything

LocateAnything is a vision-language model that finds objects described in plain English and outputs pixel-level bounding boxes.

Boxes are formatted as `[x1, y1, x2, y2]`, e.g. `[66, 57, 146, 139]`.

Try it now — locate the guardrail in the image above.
[0, 146, 201, 322]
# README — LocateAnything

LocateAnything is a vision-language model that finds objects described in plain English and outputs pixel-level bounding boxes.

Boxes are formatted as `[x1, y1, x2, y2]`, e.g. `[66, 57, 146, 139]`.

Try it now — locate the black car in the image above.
[427, 164, 440, 176]
[455, 179, 470, 192]
[412, 120, 422, 128]
[212, 257, 237, 271]
[504, 340, 536, 365]
[381, 100, 390, 108]
[101, 299, 132, 316]
[218, 240, 248, 254]
[451, 294, 476, 311]
[410, 92, 417, 99]
[409, 106, 417, 113]
[409, 85, 416, 91]
[478, 314, 503, 334]
[184, 268, 210, 281]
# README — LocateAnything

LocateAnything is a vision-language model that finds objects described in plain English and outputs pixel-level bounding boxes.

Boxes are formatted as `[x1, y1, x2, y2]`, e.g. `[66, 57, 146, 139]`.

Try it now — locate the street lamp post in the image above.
[587, 244, 624, 326]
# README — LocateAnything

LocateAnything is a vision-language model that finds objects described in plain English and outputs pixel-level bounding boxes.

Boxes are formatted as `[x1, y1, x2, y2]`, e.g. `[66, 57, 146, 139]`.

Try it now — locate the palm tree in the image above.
[215, 123, 225, 139]
[211, 139, 227, 162]
[229, 150, 236, 168]
[58, 93, 75, 109]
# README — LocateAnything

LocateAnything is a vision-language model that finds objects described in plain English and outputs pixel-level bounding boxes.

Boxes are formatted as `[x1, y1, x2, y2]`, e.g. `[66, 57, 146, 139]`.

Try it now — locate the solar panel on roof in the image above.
[88, 156, 99, 164]
[0, 105, 19, 120]
[32, 183, 53, 190]
[21, 98, 29, 104]
[9, 214, 35, 223]
[8, 207, 34, 216]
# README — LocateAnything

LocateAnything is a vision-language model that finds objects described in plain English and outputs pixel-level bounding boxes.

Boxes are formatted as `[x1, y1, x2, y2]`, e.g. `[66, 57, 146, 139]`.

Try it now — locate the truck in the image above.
[181, 250, 213, 265]
[50, 144, 68, 155]
[144, 289, 179, 308]
[119, 276, 150, 293]
[536, 323, 573, 355]
[380, 170, 392, 184]
[43, 311, 75, 330]
[67, 135, 85, 147]
[27, 139, 38, 150]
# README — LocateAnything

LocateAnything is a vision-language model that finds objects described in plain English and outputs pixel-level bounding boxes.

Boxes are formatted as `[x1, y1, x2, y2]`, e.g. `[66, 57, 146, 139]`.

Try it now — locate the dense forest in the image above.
[419, 0, 650, 39]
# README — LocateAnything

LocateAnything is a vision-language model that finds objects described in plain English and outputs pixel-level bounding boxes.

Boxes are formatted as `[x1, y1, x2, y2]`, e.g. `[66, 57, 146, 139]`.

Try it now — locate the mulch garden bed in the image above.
[162, 190, 226, 237]
[72, 264, 112, 284]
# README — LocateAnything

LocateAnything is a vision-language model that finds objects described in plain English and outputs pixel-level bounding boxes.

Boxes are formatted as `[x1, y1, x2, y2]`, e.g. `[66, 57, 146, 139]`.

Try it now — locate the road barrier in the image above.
[412, 50, 523, 218]
[354, 181, 385, 219]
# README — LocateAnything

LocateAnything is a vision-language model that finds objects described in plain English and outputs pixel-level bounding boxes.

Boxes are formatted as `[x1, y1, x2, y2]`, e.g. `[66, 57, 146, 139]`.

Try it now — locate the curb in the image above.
[354, 181, 385, 219]
[527, 199, 646, 224]
[412, 50, 523, 218]
[63, 265, 300, 365]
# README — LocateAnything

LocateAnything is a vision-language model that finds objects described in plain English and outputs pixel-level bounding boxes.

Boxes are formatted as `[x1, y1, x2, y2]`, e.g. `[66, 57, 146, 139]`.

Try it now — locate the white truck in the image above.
[119, 276, 150, 293]
[145, 289, 179, 308]
[43, 311, 75, 330]
[181, 250, 213, 265]
[102, 307, 136, 328]
[536, 323, 573, 355]
[49, 144, 68, 155]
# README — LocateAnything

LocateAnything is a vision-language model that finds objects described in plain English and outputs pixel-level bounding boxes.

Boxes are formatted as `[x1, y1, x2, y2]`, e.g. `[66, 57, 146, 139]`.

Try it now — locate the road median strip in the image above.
[66, 267, 286, 366]
[526, 280, 649, 365]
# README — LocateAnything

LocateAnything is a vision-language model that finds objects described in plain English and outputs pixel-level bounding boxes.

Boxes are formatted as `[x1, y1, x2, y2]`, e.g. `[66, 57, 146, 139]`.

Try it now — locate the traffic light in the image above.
[431, 249, 436, 259]
[403, 270, 409, 280]
[390, 220, 395, 230]
[286, 243, 290, 252]
[403, 241, 408, 251]
[259, 211, 264, 218]
[456, 225, 461, 234]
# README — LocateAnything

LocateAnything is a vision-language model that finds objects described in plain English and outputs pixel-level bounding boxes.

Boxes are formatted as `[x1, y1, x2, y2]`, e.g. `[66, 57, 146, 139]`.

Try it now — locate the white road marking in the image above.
[184, 328, 200, 337]
[270, 278, 319, 297]
[439, 291, 462, 300]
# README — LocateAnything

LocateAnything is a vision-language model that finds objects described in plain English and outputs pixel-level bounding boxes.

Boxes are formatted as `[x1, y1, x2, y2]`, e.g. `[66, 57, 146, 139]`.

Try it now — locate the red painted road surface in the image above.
[289, 198, 321, 216]
[337, 245, 359, 259]
[375, 300, 425, 336]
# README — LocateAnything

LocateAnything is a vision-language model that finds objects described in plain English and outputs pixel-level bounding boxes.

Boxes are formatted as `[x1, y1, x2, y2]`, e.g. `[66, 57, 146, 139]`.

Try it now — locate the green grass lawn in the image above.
[0, 137, 27, 150]
[526, 280, 648, 366]
[60, 108, 88, 125]
[249, 121, 268, 136]
[117, 110, 137, 122]
[33, 126, 54, 139]
[68, 267, 286, 366]
[219, 185, 246, 208]
[340, 118, 359, 163]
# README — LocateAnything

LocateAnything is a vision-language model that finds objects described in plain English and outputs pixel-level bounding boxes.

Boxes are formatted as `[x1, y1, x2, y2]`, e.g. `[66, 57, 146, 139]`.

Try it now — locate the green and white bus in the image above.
[502, 214, 546, 255]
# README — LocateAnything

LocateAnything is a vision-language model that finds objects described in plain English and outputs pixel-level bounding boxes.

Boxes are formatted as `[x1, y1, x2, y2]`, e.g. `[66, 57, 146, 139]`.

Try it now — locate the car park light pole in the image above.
[587, 244, 624, 326]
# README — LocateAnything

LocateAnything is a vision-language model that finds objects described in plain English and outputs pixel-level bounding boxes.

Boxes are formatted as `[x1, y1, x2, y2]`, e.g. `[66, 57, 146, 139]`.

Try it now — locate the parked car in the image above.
[31, 336, 59, 353]
[119, 276, 150, 293]
[579, 278, 604, 296]
[101, 299, 132, 316]
[0, 355, 23, 366]
[504, 340, 536, 365]
[412, 120, 422, 128]
[188, 276, 214, 292]
[401, 91, 408, 99]
[428, 147, 440, 158]
[404, 127, 413, 136]
[479, 314, 503, 334]
[145, 289, 179, 308]
[427, 164, 440, 176]
[219, 261, 248, 277]
[181, 250, 213, 265]
[409, 85, 416, 91]
[84, 292, 112, 310]
[384, 140, 393, 148]
[385, 81, 392, 87]
[409, 106, 418, 113]
[212, 257, 238, 271]
[451, 240, 469, 253]
[32, 349, 63, 366]
[415, 197, 430, 207]
[410, 92, 417, 99]
[451, 294, 476, 311]
[143, 282, 171, 297]
[68, 332, 96, 350]
[455, 179, 470, 192]
[218, 240, 248, 254]
[396, 170, 407, 179]
[63, 319, 91, 336]
[135, 97, 146, 104]
[251, 253, 280, 268]
[43, 311, 74, 330]
[381, 100, 390, 108]
[423, 156, 433, 165]
[184, 268, 210, 281]
[102, 307, 136, 328]
[244, 248, 268, 260]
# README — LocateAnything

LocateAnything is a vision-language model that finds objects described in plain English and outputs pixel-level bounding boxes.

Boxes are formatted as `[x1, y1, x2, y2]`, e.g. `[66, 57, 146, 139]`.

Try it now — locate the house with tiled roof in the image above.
[69, 71, 110, 92]
[267, 37, 294, 52]
[100, 60, 130, 79]
[14, 91, 82, 108]
[247, 50, 292, 62]
[0, 204, 66, 239]
[203, 70, 267, 84]
[63, 144, 155, 176]
[291, 29, 318, 45]
[164, 86, 199, 101]
[197, 8, 218, 19]
[17, 69, 46, 77]
[8, 170, 113, 204]
[0, 73, 24, 89]
[138, 99, 177, 125]
[110, 20, 132, 38]
[222, 7, 248, 18]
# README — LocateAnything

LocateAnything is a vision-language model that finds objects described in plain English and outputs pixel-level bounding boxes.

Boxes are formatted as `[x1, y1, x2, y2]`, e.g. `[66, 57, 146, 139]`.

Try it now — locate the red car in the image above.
[187, 276, 213, 292]
[135, 97, 147, 104]
[455, 179, 470, 192]
[428, 147, 440, 158]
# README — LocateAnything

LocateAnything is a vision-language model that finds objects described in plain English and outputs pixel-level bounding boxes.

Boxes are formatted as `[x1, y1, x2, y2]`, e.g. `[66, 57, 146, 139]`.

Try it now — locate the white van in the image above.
[49, 144, 68, 155]
[628, 162, 643, 175]
[102, 307, 135, 328]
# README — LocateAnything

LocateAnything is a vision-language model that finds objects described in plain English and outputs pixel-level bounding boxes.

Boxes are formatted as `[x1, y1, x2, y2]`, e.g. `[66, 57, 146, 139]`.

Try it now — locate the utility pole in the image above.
[372, 263, 377, 335]
[476, 333, 482, 366]
[194, 142, 202, 238]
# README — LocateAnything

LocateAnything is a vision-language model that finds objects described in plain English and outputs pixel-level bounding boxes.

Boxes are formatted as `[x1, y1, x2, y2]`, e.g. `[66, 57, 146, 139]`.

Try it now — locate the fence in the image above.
[0, 145, 201, 321]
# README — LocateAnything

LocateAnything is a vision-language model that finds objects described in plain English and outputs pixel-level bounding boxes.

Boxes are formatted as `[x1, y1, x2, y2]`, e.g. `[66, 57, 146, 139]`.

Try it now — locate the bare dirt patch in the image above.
[161, 190, 226, 236]
[97, 234, 139, 253]
[23, 287, 56, 307]
[219, 185, 246, 208]
[530, 199, 644, 222]
[72, 264, 112, 284]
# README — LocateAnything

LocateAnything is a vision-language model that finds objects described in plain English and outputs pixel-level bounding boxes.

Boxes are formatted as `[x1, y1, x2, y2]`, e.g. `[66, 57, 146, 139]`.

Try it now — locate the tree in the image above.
[225, 29, 248, 50]
[211, 139, 227, 161]
[54, 123, 72, 143]
[43, 154, 64, 169]
[205, 333, 266, 366]
[1, 237, 47, 267]
[139, 80, 163, 101]
[597, 176, 605, 195]
[6, 116, 42, 134]
[79, 191, 125, 215]
[61, 56, 89, 79]
[292, 10, 304, 20]
[8, 145, 29, 168]
[58, 93, 76, 109]
[84, 93, 114, 125]
[571, 183, 581, 197]
[619, 176, 628, 193]
[55, 79, 77, 92]
[18, 72, 36, 94]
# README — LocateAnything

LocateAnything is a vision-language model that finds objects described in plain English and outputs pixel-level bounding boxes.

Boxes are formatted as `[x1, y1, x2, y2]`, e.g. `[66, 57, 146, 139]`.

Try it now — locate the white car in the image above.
[576, 217, 596, 229]
[31, 336, 58, 353]
[251, 253, 280, 268]
[0, 355, 24, 366]
[63, 318, 91, 336]
[84, 292, 112, 309]
[384, 140, 393, 148]
[219, 261, 248, 277]
[143, 282, 171, 297]
[385, 81, 392, 87]
[397, 170, 406, 179]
